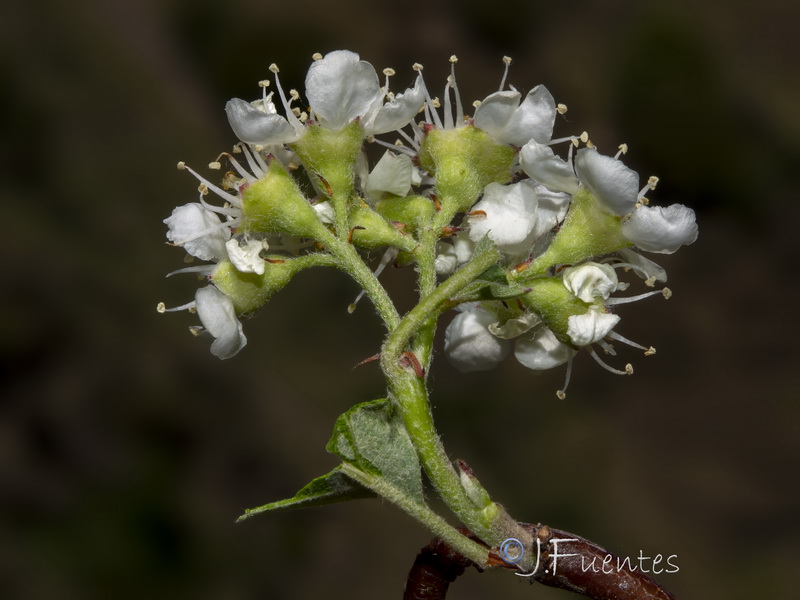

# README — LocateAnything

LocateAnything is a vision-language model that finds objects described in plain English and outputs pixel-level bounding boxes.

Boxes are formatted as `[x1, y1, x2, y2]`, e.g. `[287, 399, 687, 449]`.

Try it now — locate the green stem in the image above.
[381, 240, 506, 546]
[318, 229, 401, 330]
[339, 462, 489, 566]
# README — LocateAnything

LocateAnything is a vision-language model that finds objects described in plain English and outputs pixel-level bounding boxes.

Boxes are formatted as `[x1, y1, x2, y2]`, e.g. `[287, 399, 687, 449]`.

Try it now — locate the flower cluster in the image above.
[159, 51, 697, 392]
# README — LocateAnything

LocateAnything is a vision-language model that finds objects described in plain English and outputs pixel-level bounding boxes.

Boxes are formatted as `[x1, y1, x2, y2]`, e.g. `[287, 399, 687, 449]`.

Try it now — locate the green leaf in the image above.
[327, 398, 424, 504]
[237, 467, 374, 522]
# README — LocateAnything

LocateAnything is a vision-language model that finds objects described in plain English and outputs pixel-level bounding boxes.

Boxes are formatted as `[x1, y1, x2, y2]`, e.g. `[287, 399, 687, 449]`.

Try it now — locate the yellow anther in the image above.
[473, 100, 482, 108]
[412, 63, 423, 72]
[208, 161, 221, 170]
[662, 288, 672, 299]
[556, 390, 567, 400]
[383, 67, 396, 77]
[557, 103, 568, 115]
[502, 56, 512, 66]
[198, 183, 209, 195]
[258, 80, 270, 88]
[618, 143, 629, 154]
[648, 175, 659, 189]
[311, 52, 322, 61]
[177, 161, 186, 170]
[189, 326, 203, 337]
[625, 364, 634, 375]
[644, 347, 656, 356]
[269, 63, 279, 74]
[449, 55, 458, 63]
[156, 302, 166, 313]
[580, 131, 589, 143]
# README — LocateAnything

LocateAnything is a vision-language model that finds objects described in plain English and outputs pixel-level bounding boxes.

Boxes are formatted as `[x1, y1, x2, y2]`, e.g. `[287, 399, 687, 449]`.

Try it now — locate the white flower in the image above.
[473, 85, 556, 147]
[225, 238, 267, 275]
[621, 204, 698, 253]
[364, 151, 414, 203]
[566, 305, 620, 347]
[573, 147, 639, 215]
[226, 51, 425, 146]
[444, 306, 511, 372]
[164, 202, 230, 262]
[467, 181, 539, 256]
[195, 286, 247, 359]
[562, 263, 618, 303]
[519, 141, 580, 195]
[514, 326, 575, 370]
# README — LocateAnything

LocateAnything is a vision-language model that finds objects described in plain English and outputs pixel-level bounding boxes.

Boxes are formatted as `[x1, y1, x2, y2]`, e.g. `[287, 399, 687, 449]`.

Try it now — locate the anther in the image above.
[258, 80, 270, 88]
[473, 100, 482, 108]
[662, 287, 672, 299]
[189, 326, 203, 337]
[557, 103, 568, 115]
[383, 67, 396, 77]
[449, 55, 458, 64]
[289, 89, 300, 101]
[269, 63, 279, 74]
[156, 302, 166, 313]
[412, 63, 423, 72]
[648, 175, 659, 189]
[645, 347, 656, 356]
[502, 56, 512, 66]
[208, 161, 221, 170]
[311, 52, 322, 61]
[580, 131, 589, 143]
[177, 161, 186, 170]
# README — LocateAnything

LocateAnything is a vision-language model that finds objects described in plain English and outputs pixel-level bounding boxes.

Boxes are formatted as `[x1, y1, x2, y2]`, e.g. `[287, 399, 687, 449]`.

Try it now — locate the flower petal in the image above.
[467, 181, 539, 255]
[621, 204, 698, 254]
[520, 141, 580, 194]
[562, 263, 619, 303]
[195, 286, 247, 359]
[444, 307, 511, 372]
[164, 203, 230, 261]
[503, 85, 556, 146]
[364, 151, 413, 203]
[473, 90, 521, 140]
[305, 50, 383, 131]
[566, 306, 620, 346]
[225, 98, 301, 145]
[367, 74, 426, 134]
[514, 326, 575, 370]
[617, 249, 668, 283]
[574, 148, 639, 215]
[225, 239, 266, 275]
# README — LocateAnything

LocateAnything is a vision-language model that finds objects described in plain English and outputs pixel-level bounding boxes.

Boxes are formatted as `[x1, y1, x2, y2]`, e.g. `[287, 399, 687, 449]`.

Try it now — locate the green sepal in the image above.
[521, 276, 591, 345]
[375, 195, 436, 232]
[418, 125, 515, 214]
[348, 202, 417, 252]
[236, 467, 374, 522]
[241, 159, 328, 239]
[449, 280, 533, 305]
[213, 253, 334, 315]
[520, 189, 631, 278]
[327, 398, 424, 505]
[291, 122, 364, 201]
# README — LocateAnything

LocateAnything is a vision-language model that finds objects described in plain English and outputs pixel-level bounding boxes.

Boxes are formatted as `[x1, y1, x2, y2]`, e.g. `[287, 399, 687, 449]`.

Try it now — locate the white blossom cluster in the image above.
[159, 51, 697, 382]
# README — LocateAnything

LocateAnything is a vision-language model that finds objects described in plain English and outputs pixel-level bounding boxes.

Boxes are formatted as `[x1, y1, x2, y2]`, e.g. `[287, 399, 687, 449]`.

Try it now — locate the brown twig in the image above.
[403, 523, 677, 600]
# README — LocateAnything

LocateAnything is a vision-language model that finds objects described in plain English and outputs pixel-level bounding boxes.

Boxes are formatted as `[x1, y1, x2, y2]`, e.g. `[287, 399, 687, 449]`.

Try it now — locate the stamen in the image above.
[499, 56, 512, 91]
[556, 354, 574, 399]
[166, 265, 215, 278]
[605, 289, 666, 305]
[614, 143, 628, 159]
[311, 53, 322, 61]
[157, 300, 196, 313]
[588, 347, 633, 375]
[557, 103, 568, 115]
[216, 150, 258, 183]
[638, 175, 659, 201]
[597, 340, 617, 356]
[449, 55, 464, 126]
[182, 164, 242, 207]
[606, 330, 650, 352]
[238, 143, 268, 177]
[269, 63, 303, 131]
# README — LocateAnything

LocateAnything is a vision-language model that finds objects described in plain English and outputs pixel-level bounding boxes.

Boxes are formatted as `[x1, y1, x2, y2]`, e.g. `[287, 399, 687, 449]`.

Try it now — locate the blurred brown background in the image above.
[1, 0, 798, 598]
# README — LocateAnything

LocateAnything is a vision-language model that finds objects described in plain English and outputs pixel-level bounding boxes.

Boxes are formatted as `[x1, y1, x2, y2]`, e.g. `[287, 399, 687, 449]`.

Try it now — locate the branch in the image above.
[403, 523, 677, 600]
